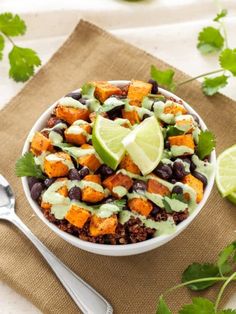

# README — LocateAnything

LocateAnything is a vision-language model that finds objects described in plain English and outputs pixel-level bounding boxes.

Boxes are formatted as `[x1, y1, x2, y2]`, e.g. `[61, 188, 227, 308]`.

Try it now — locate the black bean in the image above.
[104, 196, 116, 203]
[28, 177, 41, 190]
[190, 161, 197, 172]
[192, 171, 208, 188]
[148, 79, 158, 94]
[180, 157, 191, 165]
[172, 185, 183, 195]
[151, 204, 162, 216]
[79, 98, 88, 105]
[68, 186, 82, 201]
[153, 163, 173, 180]
[53, 128, 64, 137]
[164, 141, 171, 150]
[107, 105, 124, 120]
[68, 168, 81, 181]
[172, 161, 187, 180]
[97, 164, 114, 178]
[132, 180, 147, 193]
[87, 139, 92, 145]
[78, 166, 90, 179]
[30, 182, 44, 201]
[171, 178, 177, 184]
[65, 91, 82, 100]
[44, 178, 56, 188]
[143, 113, 151, 120]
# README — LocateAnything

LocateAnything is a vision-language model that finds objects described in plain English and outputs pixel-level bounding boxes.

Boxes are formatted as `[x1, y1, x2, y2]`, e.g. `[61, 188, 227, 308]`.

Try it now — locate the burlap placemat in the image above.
[0, 20, 236, 314]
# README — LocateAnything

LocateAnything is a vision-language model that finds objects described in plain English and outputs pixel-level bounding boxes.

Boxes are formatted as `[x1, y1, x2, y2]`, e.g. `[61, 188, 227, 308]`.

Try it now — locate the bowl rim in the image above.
[21, 80, 216, 254]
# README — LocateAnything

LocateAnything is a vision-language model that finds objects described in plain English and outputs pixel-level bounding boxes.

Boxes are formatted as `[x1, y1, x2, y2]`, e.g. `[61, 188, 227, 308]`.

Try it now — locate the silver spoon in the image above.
[0, 174, 113, 314]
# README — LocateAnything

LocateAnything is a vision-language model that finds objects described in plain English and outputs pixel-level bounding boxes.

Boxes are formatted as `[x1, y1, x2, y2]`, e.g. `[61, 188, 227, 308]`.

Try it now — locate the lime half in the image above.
[122, 116, 164, 175]
[216, 145, 236, 197]
[227, 191, 236, 205]
[92, 115, 131, 170]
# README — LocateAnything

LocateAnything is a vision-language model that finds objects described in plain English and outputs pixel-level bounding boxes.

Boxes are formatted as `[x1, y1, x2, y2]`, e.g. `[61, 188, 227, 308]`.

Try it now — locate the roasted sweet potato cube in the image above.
[83, 174, 101, 185]
[82, 186, 104, 203]
[103, 173, 133, 198]
[64, 124, 91, 146]
[122, 109, 140, 125]
[41, 201, 51, 210]
[65, 205, 91, 228]
[169, 134, 195, 151]
[93, 81, 122, 103]
[147, 179, 170, 196]
[44, 152, 72, 178]
[164, 104, 187, 115]
[182, 174, 203, 203]
[78, 154, 101, 172]
[127, 80, 152, 107]
[57, 185, 68, 197]
[81, 143, 93, 149]
[89, 215, 118, 236]
[55, 106, 89, 125]
[128, 198, 153, 217]
[120, 154, 140, 174]
[30, 132, 53, 156]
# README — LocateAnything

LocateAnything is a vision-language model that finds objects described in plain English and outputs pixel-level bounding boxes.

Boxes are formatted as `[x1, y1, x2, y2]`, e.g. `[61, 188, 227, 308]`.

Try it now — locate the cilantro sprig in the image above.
[15, 152, 45, 179]
[197, 130, 216, 160]
[151, 4, 236, 96]
[0, 12, 41, 82]
[156, 241, 236, 313]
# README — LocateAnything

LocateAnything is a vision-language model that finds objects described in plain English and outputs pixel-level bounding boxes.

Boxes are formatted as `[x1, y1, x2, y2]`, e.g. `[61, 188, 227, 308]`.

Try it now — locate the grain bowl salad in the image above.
[16, 79, 215, 245]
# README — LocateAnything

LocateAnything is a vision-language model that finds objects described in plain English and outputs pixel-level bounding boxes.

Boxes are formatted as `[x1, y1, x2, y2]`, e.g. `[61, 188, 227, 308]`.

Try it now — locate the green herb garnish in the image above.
[15, 152, 45, 179]
[197, 130, 216, 160]
[0, 12, 41, 82]
[150, 2, 236, 96]
[156, 241, 236, 313]
[197, 26, 224, 54]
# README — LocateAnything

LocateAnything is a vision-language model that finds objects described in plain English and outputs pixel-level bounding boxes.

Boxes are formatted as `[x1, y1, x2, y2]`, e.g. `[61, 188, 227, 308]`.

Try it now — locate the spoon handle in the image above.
[9, 213, 113, 314]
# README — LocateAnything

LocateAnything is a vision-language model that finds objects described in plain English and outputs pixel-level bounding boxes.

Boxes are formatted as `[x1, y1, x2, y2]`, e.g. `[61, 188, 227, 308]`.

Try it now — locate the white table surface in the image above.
[0, 0, 235, 313]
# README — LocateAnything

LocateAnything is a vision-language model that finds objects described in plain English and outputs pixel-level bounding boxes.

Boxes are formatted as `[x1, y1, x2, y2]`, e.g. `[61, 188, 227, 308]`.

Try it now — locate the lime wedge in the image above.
[227, 191, 236, 205]
[216, 145, 236, 197]
[122, 116, 164, 175]
[92, 115, 131, 170]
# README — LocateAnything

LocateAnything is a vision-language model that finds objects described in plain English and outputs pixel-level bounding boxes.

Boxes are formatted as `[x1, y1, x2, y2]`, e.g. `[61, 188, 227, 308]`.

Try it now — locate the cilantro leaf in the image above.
[197, 130, 216, 160]
[179, 297, 215, 314]
[162, 198, 173, 213]
[217, 310, 236, 314]
[81, 82, 95, 97]
[197, 27, 224, 54]
[156, 296, 172, 314]
[214, 9, 228, 22]
[217, 241, 236, 276]
[219, 48, 236, 76]
[182, 263, 219, 290]
[202, 75, 228, 96]
[15, 152, 45, 179]
[112, 199, 126, 210]
[8, 46, 41, 82]
[166, 126, 184, 137]
[0, 34, 4, 60]
[171, 193, 188, 204]
[0, 13, 26, 36]
[151, 65, 176, 91]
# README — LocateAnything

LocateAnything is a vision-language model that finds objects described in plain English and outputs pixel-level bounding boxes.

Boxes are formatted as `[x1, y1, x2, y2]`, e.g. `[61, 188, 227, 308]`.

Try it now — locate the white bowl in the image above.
[22, 81, 216, 256]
